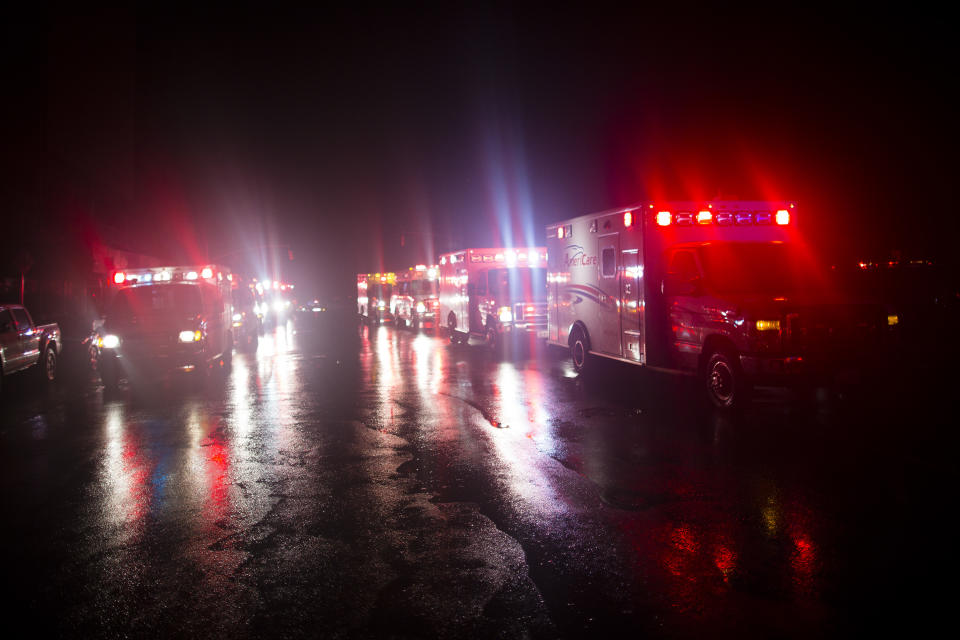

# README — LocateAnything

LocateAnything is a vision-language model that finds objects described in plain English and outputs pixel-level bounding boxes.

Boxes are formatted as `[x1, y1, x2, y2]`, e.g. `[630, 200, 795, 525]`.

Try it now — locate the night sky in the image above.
[3, 5, 956, 297]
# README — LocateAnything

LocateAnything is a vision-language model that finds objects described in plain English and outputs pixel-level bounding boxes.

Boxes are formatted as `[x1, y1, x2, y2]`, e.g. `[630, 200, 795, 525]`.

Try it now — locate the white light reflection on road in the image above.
[484, 361, 561, 515]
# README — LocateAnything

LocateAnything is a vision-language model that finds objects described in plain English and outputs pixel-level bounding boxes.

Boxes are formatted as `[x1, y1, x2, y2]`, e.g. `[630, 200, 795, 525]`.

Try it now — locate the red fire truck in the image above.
[391, 265, 440, 331]
[546, 202, 895, 408]
[357, 272, 396, 325]
[98, 265, 234, 389]
[438, 247, 548, 349]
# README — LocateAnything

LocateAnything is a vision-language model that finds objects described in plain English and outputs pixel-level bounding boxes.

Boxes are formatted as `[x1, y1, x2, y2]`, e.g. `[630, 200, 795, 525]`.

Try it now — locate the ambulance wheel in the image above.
[447, 313, 458, 342]
[485, 326, 500, 353]
[705, 349, 751, 410]
[570, 326, 590, 374]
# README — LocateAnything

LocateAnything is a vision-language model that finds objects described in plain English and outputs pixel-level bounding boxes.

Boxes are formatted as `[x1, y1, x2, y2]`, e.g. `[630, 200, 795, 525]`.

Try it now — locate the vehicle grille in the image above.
[784, 305, 885, 359]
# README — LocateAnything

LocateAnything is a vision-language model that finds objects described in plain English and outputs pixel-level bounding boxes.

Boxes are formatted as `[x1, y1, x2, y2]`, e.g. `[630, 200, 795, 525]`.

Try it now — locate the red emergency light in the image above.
[623, 211, 633, 227]
[697, 210, 712, 225]
[113, 272, 126, 284]
[775, 209, 790, 225]
[656, 211, 671, 226]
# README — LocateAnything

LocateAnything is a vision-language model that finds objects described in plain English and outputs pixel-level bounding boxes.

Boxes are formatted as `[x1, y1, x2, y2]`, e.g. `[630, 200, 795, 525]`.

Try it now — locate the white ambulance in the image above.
[546, 202, 891, 408]
[98, 265, 234, 389]
[438, 247, 548, 349]
[391, 265, 440, 331]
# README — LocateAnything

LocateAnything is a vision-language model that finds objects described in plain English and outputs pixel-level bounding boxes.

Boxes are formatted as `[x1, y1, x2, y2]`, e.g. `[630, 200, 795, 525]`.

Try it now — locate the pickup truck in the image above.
[0, 304, 61, 392]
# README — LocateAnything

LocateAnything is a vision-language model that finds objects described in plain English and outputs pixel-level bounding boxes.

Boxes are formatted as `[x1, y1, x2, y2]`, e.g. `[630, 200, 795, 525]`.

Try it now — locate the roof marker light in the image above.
[623, 211, 633, 227]
[201, 267, 213, 279]
[755, 211, 772, 225]
[656, 211, 672, 226]
[113, 272, 126, 284]
[185, 271, 198, 280]
[697, 210, 712, 225]
[775, 209, 790, 225]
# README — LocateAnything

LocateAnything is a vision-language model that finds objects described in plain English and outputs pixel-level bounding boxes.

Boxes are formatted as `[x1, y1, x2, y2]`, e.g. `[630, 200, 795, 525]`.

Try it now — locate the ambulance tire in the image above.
[570, 326, 590, 374]
[704, 349, 751, 410]
[447, 313, 458, 343]
[485, 325, 500, 353]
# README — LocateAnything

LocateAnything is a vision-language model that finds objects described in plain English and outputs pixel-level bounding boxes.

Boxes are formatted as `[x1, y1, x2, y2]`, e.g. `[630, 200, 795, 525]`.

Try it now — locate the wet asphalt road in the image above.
[0, 315, 955, 638]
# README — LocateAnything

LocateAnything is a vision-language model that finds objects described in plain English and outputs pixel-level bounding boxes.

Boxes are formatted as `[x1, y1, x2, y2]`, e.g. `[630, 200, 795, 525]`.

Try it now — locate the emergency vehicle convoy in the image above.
[98, 265, 235, 389]
[391, 265, 440, 331]
[439, 247, 548, 349]
[357, 272, 396, 325]
[546, 202, 894, 408]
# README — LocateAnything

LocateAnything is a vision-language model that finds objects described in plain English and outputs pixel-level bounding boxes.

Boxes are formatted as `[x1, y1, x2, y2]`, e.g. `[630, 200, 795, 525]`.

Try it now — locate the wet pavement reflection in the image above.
[0, 317, 953, 637]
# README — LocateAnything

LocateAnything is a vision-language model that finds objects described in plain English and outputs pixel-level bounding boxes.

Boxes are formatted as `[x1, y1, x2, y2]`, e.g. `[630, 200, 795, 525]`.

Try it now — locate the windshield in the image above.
[233, 288, 256, 310]
[698, 243, 807, 297]
[411, 280, 437, 296]
[109, 285, 203, 322]
[487, 268, 547, 302]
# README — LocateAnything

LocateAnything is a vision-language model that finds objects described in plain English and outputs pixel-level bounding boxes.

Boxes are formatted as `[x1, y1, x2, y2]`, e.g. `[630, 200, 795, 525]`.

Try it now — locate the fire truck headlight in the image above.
[274, 301, 285, 313]
[498, 306, 513, 323]
[755, 320, 781, 332]
[378, 301, 386, 310]
[179, 330, 202, 343]
[416, 302, 426, 313]
[100, 334, 120, 349]
[232, 313, 243, 322]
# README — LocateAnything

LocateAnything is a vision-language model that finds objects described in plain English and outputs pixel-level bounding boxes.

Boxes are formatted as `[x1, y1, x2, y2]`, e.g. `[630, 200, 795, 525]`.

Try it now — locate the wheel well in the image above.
[700, 334, 738, 373]
[447, 311, 457, 329]
[567, 321, 590, 348]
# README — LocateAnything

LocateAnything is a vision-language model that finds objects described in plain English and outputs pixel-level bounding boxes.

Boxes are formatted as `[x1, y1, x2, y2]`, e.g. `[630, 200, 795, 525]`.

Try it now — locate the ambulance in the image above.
[438, 247, 548, 349]
[546, 202, 893, 408]
[391, 264, 440, 331]
[357, 272, 396, 325]
[98, 265, 235, 389]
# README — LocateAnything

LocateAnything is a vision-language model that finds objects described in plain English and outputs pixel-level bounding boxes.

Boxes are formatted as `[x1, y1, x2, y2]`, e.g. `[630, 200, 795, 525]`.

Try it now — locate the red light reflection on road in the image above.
[101, 403, 153, 540]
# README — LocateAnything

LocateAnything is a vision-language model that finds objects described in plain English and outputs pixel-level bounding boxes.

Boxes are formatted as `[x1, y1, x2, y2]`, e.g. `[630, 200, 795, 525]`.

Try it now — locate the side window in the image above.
[11, 308, 31, 328]
[668, 251, 700, 281]
[601, 246, 616, 278]
[0, 310, 13, 332]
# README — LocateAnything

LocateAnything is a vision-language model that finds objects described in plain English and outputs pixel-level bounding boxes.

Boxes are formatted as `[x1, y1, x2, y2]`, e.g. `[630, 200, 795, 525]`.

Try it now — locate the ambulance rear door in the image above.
[594, 233, 622, 356]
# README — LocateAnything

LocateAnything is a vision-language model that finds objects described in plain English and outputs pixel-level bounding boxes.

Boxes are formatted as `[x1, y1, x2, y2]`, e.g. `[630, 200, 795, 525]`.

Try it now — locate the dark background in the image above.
[3, 4, 956, 300]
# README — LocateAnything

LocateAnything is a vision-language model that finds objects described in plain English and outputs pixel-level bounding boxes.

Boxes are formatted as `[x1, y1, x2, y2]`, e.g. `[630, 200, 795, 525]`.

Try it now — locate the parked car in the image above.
[0, 304, 61, 392]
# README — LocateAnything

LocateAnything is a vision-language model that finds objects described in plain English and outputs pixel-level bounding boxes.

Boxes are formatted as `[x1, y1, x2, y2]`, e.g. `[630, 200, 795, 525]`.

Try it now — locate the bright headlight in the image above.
[416, 302, 426, 313]
[232, 313, 243, 322]
[498, 306, 513, 323]
[100, 334, 120, 349]
[179, 330, 202, 343]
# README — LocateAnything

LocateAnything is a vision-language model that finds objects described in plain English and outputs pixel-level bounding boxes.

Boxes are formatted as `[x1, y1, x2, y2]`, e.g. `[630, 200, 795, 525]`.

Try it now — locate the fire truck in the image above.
[546, 202, 896, 408]
[438, 247, 548, 349]
[357, 272, 396, 325]
[391, 265, 440, 331]
[98, 265, 234, 389]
